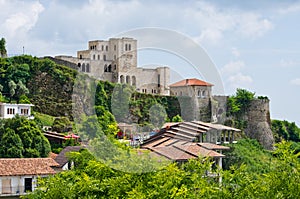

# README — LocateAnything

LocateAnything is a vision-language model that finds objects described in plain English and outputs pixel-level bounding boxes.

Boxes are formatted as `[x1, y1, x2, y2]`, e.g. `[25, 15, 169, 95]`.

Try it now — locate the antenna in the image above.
[22, 46, 24, 55]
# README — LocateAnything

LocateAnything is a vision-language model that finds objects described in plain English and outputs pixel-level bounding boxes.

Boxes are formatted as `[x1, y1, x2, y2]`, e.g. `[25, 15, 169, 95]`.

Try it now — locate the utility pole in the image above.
[23, 46, 24, 55]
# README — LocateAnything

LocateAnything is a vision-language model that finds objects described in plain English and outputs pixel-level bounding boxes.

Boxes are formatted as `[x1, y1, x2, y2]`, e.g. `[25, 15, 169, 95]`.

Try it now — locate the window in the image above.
[2, 179, 11, 194]
[108, 64, 112, 72]
[24, 178, 32, 192]
[114, 45, 116, 51]
[120, 75, 124, 83]
[78, 63, 81, 68]
[7, 108, 15, 115]
[86, 63, 90, 72]
[93, 54, 95, 60]
[82, 63, 86, 72]
[125, 44, 128, 51]
[132, 76, 136, 86]
[79, 55, 82, 59]
[126, 75, 130, 84]
[104, 64, 108, 72]
[21, 109, 29, 115]
[103, 55, 106, 61]
[98, 55, 100, 60]
[106, 45, 108, 51]
[202, 90, 206, 98]
[157, 74, 160, 87]
[114, 55, 116, 60]
[101, 45, 104, 51]
[128, 44, 131, 51]
[114, 64, 116, 70]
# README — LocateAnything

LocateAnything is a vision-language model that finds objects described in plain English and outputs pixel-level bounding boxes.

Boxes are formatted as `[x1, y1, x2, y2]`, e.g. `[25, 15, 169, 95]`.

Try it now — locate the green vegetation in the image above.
[24, 141, 300, 198]
[34, 112, 55, 126]
[226, 88, 256, 130]
[0, 38, 6, 57]
[0, 115, 51, 158]
[223, 139, 273, 173]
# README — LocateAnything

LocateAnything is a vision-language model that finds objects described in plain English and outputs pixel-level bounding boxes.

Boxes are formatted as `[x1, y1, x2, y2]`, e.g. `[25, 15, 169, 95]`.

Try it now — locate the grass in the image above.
[34, 112, 55, 126]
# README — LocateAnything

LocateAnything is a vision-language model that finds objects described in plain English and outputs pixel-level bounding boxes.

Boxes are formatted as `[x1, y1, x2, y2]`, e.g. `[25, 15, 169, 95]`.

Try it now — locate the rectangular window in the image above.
[106, 45, 108, 51]
[24, 178, 32, 192]
[114, 45, 116, 51]
[157, 74, 161, 87]
[101, 45, 104, 51]
[2, 179, 12, 194]
[21, 109, 29, 115]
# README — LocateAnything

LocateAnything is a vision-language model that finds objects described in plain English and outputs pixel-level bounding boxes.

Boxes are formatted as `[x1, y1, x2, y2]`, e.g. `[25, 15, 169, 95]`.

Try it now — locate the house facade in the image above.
[0, 158, 58, 197]
[55, 37, 170, 95]
[0, 103, 34, 119]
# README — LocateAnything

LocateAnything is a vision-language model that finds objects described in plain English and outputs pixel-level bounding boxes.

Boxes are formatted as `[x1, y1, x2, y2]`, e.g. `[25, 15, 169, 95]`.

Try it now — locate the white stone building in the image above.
[0, 103, 34, 119]
[0, 158, 58, 197]
[169, 78, 213, 98]
[56, 37, 170, 95]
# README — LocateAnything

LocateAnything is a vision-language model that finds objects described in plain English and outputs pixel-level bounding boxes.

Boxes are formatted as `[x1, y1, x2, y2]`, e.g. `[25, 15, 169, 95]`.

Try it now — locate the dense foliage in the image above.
[0, 116, 51, 158]
[24, 141, 300, 199]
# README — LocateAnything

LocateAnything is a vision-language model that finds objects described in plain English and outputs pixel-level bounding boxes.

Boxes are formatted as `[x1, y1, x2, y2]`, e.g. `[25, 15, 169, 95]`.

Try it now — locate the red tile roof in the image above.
[169, 78, 213, 87]
[0, 158, 59, 176]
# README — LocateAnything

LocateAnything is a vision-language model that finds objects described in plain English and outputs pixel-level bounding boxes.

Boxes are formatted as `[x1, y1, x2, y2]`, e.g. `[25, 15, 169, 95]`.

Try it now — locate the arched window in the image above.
[114, 64, 117, 70]
[104, 64, 108, 72]
[78, 63, 81, 68]
[108, 64, 112, 72]
[101, 45, 104, 51]
[202, 90, 206, 98]
[93, 54, 95, 60]
[125, 44, 128, 51]
[106, 45, 108, 51]
[126, 75, 130, 84]
[132, 76, 136, 86]
[120, 75, 124, 83]
[128, 44, 131, 51]
[103, 55, 106, 61]
[82, 63, 86, 72]
[198, 90, 201, 97]
[79, 55, 82, 59]
[86, 63, 90, 73]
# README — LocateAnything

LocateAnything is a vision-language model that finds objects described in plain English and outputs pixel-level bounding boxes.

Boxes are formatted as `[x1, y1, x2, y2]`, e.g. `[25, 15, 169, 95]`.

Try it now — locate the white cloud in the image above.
[228, 73, 253, 88]
[278, 3, 300, 14]
[220, 60, 245, 75]
[290, 78, 300, 86]
[280, 59, 297, 68]
[231, 47, 240, 57]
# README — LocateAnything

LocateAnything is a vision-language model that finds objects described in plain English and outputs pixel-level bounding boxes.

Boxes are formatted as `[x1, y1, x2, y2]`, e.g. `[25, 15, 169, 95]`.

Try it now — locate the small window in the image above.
[114, 45, 116, 51]
[114, 64, 117, 70]
[101, 45, 104, 51]
[93, 54, 95, 60]
[79, 55, 82, 59]
[78, 63, 81, 68]
[114, 55, 116, 60]
[125, 44, 128, 51]
[86, 63, 90, 73]
[24, 178, 32, 192]
[98, 55, 100, 60]
[103, 55, 106, 61]
[106, 45, 108, 51]
[129, 44, 131, 51]
[82, 63, 86, 72]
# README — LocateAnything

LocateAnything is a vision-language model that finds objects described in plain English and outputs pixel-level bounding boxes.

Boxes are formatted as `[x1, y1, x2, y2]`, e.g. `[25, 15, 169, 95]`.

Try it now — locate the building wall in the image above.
[0, 104, 33, 119]
[0, 175, 42, 196]
[170, 85, 212, 98]
[55, 37, 169, 95]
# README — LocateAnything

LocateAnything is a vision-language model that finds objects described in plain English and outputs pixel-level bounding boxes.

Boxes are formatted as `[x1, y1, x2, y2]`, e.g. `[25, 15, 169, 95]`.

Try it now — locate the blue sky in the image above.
[0, 0, 300, 125]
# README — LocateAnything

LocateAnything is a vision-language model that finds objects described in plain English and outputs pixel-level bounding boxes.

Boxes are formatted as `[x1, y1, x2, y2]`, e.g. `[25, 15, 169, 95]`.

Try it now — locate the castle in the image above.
[56, 37, 170, 95]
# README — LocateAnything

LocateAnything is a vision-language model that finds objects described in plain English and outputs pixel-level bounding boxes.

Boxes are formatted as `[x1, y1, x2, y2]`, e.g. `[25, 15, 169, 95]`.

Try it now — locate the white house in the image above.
[0, 103, 34, 119]
[0, 158, 59, 197]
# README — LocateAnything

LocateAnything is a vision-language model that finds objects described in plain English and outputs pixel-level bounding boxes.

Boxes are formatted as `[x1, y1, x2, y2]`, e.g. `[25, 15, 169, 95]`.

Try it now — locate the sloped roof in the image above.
[55, 146, 83, 167]
[0, 158, 59, 176]
[169, 78, 213, 87]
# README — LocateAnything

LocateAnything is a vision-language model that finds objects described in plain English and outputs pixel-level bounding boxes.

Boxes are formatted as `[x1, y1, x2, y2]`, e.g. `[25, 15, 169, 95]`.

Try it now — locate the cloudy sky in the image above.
[1, 0, 300, 125]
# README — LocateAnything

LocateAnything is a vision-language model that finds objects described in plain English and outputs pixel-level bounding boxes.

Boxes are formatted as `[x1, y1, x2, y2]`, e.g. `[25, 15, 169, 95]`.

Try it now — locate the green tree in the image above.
[8, 80, 16, 102]
[52, 117, 71, 133]
[171, 114, 183, 122]
[0, 128, 23, 158]
[0, 38, 7, 57]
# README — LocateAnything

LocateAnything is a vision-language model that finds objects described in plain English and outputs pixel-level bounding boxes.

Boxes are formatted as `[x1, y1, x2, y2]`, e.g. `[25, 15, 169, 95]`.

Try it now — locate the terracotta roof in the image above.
[198, 143, 230, 150]
[55, 146, 83, 167]
[0, 158, 59, 176]
[169, 78, 213, 87]
[49, 152, 58, 159]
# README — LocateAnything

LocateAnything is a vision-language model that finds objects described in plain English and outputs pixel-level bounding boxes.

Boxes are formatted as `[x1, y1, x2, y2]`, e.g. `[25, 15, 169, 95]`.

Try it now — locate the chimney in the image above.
[186, 79, 189, 85]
